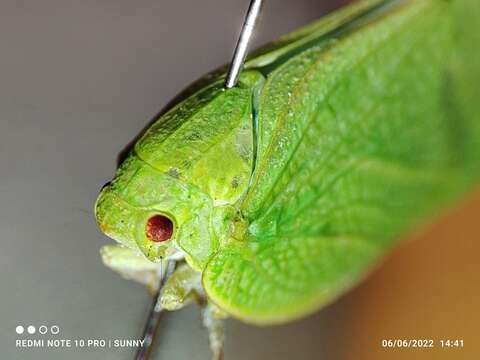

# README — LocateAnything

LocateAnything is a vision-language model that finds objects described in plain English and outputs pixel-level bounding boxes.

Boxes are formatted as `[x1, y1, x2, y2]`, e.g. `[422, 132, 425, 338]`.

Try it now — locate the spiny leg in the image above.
[135, 260, 177, 360]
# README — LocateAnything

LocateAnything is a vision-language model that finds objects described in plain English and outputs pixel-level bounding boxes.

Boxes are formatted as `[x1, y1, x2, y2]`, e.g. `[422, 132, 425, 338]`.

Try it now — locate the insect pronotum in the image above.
[95, 0, 480, 357]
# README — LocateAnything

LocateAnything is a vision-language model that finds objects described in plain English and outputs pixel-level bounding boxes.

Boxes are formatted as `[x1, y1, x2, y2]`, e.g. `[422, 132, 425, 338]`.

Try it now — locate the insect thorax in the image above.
[96, 71, 265, 270]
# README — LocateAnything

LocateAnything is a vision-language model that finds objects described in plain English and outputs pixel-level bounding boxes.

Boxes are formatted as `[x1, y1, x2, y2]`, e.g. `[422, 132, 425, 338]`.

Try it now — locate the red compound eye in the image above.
[146, 215, 174, 242]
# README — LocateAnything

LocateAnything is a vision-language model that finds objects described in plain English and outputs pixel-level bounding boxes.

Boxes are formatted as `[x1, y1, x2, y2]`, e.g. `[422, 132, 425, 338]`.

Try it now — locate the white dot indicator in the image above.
[16, 326, 24, 334]
[39, 326, 48, 335]
[51, 325, 60, 335]
[27, 325, 36, 334]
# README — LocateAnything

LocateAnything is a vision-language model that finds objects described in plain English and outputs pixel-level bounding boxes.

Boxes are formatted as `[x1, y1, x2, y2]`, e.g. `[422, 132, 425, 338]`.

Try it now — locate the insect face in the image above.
[95, 153, 213, 263]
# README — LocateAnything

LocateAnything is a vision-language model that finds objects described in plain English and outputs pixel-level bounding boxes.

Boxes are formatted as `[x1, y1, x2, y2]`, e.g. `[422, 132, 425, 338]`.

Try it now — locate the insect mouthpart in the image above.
[146, 214, 174, 242]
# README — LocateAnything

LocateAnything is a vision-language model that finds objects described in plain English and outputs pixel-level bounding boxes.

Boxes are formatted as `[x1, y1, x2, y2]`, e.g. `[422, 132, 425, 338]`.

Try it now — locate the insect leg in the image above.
[135, 260, 177, 360]
[100, 245, 164, 293]
[202, 304, 227, 360]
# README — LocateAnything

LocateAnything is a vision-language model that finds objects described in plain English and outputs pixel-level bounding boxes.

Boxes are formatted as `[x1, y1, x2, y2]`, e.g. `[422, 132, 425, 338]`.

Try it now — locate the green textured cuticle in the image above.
[95, 0, 480, 325]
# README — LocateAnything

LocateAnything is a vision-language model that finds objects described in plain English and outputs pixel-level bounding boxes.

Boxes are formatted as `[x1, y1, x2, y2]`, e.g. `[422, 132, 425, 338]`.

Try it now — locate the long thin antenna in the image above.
[224, 0, 265, 89]
[135, 260, 177, 360]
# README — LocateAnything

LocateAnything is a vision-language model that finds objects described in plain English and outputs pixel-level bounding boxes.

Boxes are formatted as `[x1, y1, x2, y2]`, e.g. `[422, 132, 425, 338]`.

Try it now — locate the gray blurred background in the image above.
[0, 1, 349, 359]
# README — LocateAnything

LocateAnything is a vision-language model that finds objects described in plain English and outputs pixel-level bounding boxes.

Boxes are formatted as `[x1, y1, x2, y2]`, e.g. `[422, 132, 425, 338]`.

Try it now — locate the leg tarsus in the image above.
[202, 304, 225, 360]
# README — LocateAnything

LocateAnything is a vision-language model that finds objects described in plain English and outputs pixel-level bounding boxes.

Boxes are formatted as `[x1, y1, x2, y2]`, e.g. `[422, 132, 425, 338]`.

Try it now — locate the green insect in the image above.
[95, 0, 480, 357]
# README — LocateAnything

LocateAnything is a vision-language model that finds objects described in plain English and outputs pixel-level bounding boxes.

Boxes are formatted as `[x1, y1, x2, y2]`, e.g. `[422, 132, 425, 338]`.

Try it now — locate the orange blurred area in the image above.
[342, 191, 480, 359]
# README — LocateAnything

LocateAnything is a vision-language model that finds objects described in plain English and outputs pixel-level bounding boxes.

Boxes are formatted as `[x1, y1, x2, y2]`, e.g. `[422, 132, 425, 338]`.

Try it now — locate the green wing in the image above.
[203, 0, 480, 324]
